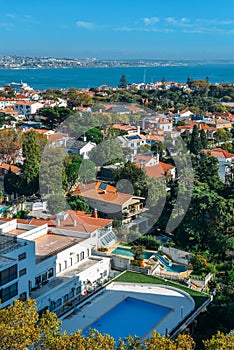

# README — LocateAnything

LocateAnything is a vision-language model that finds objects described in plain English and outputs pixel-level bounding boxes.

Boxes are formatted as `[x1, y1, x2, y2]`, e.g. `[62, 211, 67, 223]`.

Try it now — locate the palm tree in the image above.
[130, 245, 145, 261]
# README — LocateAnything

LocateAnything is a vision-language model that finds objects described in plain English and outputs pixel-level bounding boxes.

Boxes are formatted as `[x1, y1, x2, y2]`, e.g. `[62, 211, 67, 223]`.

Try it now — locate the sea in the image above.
[0, 64, 234, 90]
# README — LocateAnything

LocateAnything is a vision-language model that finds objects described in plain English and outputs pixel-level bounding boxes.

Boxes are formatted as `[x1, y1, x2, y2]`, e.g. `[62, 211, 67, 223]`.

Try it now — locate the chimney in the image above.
[56, 216, 60, 227]
[93, 208, 98, 218]
[83, 135, 87, 142]
[73, 219, 77, 227]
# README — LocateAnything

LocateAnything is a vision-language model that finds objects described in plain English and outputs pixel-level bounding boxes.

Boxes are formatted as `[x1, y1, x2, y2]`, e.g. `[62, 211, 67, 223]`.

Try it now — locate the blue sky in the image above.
[1, 0, 234, 60]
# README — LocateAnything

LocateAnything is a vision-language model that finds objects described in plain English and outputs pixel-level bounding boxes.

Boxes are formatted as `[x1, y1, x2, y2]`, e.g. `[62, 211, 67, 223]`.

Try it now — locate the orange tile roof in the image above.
[144, 162, 175, 179]
[47, 133, 64, 141]
[112, 123, 137, 132]
[73, 182, 143, 205]
[0, 164, 20, 174]
[204, 148, 234, 159]
[145, 134, 165, 142]
[0, 210, 112, 234]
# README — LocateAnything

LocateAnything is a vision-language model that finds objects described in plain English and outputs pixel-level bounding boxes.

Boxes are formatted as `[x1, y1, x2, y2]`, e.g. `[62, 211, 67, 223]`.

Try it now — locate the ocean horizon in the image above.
[0, 64, 234, 90]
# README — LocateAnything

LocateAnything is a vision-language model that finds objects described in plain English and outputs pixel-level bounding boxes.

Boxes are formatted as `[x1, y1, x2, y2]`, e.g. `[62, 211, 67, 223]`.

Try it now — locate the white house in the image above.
[14, 101, 44, 116]
[66, 139, 96, 159]
[204, 148, 234, 182]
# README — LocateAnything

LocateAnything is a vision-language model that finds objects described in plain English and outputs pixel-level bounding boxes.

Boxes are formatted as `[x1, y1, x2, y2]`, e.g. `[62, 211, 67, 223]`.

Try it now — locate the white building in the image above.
[204, 148, 234, 182]
[14, 101, 44, 116]
[0, 211, 114, 315]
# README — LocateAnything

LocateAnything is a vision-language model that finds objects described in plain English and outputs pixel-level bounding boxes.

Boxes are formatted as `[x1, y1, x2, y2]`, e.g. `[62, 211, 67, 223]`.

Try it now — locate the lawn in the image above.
[114, 271, 209, 308]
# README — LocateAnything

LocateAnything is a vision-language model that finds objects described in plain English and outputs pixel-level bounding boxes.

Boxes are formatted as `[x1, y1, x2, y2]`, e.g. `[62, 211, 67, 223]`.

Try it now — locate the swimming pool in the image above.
[155, 253, 188, 273]
[111, 246, 155, 260]
[83, 297, 171, 341]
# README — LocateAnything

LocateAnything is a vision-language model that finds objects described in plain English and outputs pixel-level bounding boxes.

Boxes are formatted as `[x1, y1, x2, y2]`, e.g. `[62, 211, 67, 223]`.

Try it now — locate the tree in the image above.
[40, 107, 74, 129]
[112, 161, 148, 198]
[119, 74, 127, 88]
[47, 192, 67, 215]
[200, 129, 208, 149]
[89, 139, 124, 166]
[203, 331, 234, 350]
[22, 131, 42, 185]
[85, 127, 103, 144]
[194, 153, 222, 191]
[189, 125, 202, 155]
[68, 195, 90, 212]
[79, 159, 96, 182]
[214, 128, 232, 143]
[0, 130, 22, 164]
[130, 245, 145, 261]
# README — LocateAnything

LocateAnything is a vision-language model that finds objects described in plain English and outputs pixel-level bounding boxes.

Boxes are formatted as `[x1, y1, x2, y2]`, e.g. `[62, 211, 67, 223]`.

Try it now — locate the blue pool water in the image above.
[155, 253, 188, 273]
[111, 246, 155, 260]
[83, 297, 171, 341]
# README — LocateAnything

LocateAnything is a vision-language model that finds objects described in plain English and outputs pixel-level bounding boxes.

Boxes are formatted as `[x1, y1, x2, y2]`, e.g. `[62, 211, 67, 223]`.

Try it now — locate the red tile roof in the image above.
[204, 148, 234, 159]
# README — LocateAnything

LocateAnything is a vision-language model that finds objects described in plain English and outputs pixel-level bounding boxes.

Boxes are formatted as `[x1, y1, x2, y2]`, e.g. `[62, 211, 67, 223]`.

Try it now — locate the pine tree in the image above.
[119, 74, 127, 88]
[22, 131, 41, 185]
[200, 129, 208, 149]
[190, 125, 202, 155]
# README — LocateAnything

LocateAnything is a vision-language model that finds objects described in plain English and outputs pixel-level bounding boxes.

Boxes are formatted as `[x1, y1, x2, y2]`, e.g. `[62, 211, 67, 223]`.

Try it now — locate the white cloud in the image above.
[5, 13, 16, 19]
[0, 22, 15, 30]
[76, 21, 94, 29]
[165, 17, 190, 26]
[143, 17, 159, 26]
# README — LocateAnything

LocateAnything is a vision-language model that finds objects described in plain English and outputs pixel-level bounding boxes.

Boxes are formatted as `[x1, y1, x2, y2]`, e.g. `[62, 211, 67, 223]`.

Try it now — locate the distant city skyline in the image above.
[1, 0, 234, 60]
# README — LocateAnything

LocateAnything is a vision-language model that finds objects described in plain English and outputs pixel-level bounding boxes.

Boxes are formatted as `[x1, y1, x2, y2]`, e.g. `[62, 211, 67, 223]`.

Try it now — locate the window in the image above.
[55, 298, 62, 308]
[87, 249, 90, 257]
[64, 294, 69, 302]
[42, 272, 47, 283]
[19, 268, 26, 277]
[80, 252, 84, 261]
[18, 252, 26, 261]
[48, 268, 54, 278]
[68, 289, 74, 299]
[35, 276, 41, 286]
[70, 257, 73, 266]
[0, 283, 18, 303]
[76, 286, 81, 295]
[64, 260, 67, 269]
[76, 254, 79, 263]
[58, 263, 62, 273]
[0, 265, 17, 286]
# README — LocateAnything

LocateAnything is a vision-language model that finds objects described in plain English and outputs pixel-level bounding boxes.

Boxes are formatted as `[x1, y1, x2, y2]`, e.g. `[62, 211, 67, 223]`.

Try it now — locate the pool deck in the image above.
[61, 282, 195, 339]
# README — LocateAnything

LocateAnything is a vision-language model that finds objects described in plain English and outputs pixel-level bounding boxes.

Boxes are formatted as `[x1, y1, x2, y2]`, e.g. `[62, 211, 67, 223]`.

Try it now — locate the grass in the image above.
[114, 271, 209, 309]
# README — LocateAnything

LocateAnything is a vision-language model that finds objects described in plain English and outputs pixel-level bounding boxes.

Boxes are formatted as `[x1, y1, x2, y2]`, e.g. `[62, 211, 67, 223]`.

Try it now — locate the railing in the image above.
[50, 273, 121, 318]
[170, 295, 213, 339]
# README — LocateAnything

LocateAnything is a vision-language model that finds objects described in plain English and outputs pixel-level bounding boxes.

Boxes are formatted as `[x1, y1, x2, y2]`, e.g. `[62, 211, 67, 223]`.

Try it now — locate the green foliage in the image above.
[199, 129, 208, 149]
[194, 152, 222, 191]
[189, 125, 202, 155]
[130, 245, 145, 261]
[22, 131, 41, 185]
[68, 195, 90, 213]
[13, 210, 29, 219]
[39, 106, 74, 128]
[1, 296, 232, 349]
[47, 192, 67, 215]
[214, 128, 232, 143]
[85, 127, 103, 144]
[135, 235, 161, 250]
[89, 139, 124, 166]
[119, 74, 127, 88]
[112, 161, 148, 198]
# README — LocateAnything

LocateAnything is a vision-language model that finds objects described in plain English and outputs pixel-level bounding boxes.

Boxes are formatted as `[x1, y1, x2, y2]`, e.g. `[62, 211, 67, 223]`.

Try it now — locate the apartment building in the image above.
[0, 211, 113, 315]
